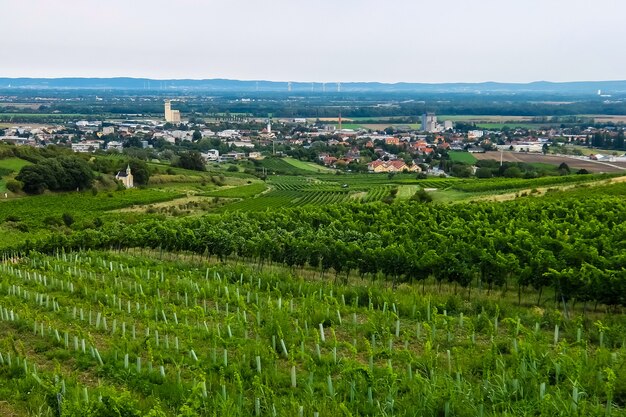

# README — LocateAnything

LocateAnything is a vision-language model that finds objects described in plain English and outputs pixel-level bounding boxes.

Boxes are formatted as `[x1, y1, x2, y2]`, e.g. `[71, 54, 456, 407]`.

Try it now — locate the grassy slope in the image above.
[283, 157, 335, 173]
[0, 157, 32, 192]
[0, 157, 32, 172]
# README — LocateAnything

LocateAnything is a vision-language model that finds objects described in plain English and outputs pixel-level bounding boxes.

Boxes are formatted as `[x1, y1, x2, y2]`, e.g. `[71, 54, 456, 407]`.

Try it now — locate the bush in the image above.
[62, 213, 75, 227]
[411, 188, 433, 203]
[44, 216, 63, 227]
[173, 151, 206, 171]
[6, 179, 22, 193]
[475, 168, 493, 179]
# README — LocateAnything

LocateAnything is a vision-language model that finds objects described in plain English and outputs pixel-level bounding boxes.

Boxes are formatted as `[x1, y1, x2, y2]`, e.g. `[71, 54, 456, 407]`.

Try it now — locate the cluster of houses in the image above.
[2, 116, 626, 171]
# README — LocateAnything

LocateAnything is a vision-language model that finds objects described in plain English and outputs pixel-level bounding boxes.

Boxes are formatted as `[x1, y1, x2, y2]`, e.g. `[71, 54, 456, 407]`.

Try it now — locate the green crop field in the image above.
[476, 123, 545, 129]
[203, 182, 267, 198]
[282, 157, 335, 173]
[448, 151, 478, 164]
[210, 174, 472, 212]
[0, 249, 624, 416]
[258, 158, 313, 175]
[0, 189, 183, 248]
[451, 173, 617, 193]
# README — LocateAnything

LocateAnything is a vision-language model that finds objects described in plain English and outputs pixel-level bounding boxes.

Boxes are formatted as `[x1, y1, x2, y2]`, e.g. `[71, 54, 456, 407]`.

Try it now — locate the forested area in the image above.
[12, 186, 626, 311]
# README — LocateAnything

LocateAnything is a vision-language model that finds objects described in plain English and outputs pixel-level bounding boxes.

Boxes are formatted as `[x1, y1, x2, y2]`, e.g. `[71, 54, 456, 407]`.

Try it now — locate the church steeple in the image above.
[126, 164, 131, 175]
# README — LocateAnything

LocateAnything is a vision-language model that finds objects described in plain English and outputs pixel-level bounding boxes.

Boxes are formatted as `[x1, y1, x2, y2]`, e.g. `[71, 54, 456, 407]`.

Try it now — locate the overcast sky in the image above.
[2, 0, 624, 83]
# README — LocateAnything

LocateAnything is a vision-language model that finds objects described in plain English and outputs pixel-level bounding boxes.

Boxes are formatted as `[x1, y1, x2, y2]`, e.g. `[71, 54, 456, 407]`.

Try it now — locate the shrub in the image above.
[62, 213, 75, 227]
[411, 188, 433, 203]
[6, 179, 22, 193]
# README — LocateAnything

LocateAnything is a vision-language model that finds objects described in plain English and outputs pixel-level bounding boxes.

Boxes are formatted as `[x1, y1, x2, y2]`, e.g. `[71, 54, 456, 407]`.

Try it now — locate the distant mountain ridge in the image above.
[1, 77, 626, 94]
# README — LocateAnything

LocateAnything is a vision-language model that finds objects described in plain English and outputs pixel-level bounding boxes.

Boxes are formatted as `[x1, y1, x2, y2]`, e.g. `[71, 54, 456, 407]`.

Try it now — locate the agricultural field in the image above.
[0, 250, 624, 416]
[448, 151, 478, 164]
[257, 158, 314, 176]
[451, 173, 621, 194]
[473, 151, 626, 173]
[0, 189, 183, 249]
[0, 113, 96, 123]
[475, 123, 541, 129]
[211, 174, 464, 212]
[203, 182, 267, 199]
[282, 157, 335, 173]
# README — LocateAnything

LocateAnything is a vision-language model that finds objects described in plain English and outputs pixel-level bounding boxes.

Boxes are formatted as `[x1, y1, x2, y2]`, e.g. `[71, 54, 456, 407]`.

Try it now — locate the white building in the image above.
[106, 141, 124, 152]
[71, 140, 103, 153]
[230, 140, 255, 148]
[217, 129, 240, 139]
[202, 149, 220, 161]
[468, 130, 484, 139]
[0, 136, 30, 145]
[497, 142, 543, 153]
[102, 126, 115, 135]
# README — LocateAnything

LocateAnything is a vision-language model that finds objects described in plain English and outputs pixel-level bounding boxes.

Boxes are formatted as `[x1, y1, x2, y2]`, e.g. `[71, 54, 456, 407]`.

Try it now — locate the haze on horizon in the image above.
[2, 0, 624, 84]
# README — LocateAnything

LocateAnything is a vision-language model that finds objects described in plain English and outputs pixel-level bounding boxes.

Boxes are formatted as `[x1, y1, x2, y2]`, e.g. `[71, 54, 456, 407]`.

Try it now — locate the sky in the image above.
[2, 0, 624, 83]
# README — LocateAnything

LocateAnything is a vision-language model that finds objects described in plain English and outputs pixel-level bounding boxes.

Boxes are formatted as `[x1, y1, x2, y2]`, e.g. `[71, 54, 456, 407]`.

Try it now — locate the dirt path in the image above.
[0, 401, 21, 417]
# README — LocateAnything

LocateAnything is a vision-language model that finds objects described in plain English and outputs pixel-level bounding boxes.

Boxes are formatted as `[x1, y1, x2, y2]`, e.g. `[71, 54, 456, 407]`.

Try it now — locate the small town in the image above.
[1, 99, 625, 178]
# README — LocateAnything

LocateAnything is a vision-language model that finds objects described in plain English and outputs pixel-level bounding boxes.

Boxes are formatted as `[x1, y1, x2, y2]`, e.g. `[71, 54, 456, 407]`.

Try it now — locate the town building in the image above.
[202, 149, 220, 162]
[102, 126, 115, 135]
[71, 140, 103, 153]
[367, 160, 421, 173]
[422, 113, 438, 133]
[106, 141, 124, 152]
[164, 100, 181, 123]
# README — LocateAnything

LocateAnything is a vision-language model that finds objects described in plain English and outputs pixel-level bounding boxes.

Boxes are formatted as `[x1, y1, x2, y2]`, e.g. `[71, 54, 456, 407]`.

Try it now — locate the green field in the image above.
[0, 250, 623, 416]
[0, 189, 182, 248]
[0, 157, 32, 172]
[448, 151, 478, 164]
[203, 182, 267, 198]
[282, 157, 335, 173]
[258, 157, 313, 175]
[476, 123, 544, 129]
[0, 157, 32, 192]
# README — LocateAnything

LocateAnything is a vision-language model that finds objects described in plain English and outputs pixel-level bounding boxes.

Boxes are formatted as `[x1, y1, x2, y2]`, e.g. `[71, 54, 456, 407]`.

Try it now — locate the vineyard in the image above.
[210, 175, 467, 212]
[0, 189, 183, 248]
[0, 251, 624, 416]
[451, 173, 619, 193]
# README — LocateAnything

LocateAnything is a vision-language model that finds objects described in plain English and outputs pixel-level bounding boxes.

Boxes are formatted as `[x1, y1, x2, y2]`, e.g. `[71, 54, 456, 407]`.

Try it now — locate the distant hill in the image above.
[1, 77, 626, 94]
